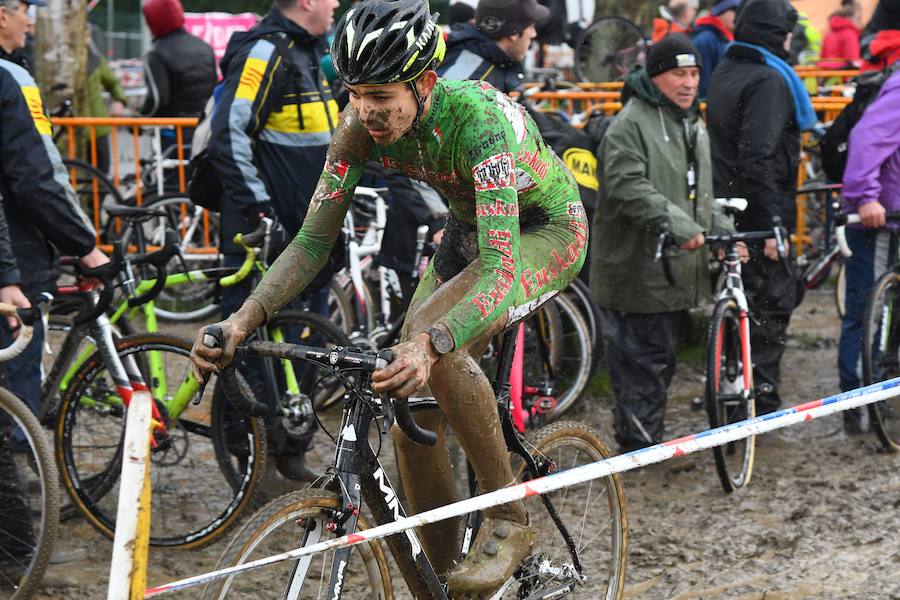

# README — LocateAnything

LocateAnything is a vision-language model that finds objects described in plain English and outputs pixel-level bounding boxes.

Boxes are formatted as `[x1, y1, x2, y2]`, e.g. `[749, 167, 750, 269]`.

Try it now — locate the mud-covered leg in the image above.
[395, 260, 531, 594]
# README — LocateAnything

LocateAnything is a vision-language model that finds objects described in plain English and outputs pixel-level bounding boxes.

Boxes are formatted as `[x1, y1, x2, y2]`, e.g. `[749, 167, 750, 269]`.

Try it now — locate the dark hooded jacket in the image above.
[209, 8, 338, 255]
[139, 28, 216, 117]
[590, 67, 733, 314]
[436, 25, 525, 94]
[706, 0, 801, 233]
[0, 59, 96, 295]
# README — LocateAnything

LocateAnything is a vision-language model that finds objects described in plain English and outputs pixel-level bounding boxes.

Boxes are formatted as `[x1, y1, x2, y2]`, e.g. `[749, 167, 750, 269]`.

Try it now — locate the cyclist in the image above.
[191, 0, 588, 594]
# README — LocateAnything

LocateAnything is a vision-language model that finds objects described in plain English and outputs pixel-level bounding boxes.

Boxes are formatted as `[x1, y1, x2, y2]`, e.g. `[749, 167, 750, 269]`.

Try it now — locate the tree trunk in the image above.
[34, 0, 88, 122]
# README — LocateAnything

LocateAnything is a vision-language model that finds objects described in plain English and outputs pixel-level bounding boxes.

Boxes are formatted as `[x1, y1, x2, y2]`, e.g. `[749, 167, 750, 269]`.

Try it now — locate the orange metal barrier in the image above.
[50, 117, 213, 255]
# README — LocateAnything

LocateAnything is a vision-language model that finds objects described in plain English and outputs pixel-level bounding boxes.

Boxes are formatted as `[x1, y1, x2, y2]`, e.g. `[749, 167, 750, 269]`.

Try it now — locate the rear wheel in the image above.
[55, 334, 267, 548]
[705, 299, 755, 492]
[512, 421, 627, 600]
[862, 271, 900, 452]
[201, 489, 393, 599]
[573, 16, 646, 83]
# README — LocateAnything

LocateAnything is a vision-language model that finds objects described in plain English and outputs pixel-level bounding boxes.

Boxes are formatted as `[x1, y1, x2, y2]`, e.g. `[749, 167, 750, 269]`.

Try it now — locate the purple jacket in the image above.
[843, 70, 900, 217]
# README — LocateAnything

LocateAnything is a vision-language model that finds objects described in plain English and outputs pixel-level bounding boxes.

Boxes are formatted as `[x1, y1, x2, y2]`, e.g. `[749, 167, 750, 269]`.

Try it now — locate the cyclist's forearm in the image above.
[247, 242, 328, 321]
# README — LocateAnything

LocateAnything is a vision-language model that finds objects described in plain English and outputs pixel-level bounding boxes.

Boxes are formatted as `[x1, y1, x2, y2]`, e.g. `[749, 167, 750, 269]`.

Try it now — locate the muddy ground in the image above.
[32, 286, 899, 599]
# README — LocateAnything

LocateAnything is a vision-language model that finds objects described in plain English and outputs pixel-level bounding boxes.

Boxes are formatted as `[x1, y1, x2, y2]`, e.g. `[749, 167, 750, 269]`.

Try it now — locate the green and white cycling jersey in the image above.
[252, 78, 588, 349]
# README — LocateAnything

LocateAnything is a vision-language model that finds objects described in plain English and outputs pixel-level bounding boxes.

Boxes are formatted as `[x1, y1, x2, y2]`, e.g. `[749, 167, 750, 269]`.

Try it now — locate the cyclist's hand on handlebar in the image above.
[372, 333, 437, 399]
[79, 248, 110, 269]
[190, 318, 247, 382]
[737, 241, 749, 262]
[680, 232, 705, 251]
[859, 201, 887, 229]
[0, 285, 30, 334]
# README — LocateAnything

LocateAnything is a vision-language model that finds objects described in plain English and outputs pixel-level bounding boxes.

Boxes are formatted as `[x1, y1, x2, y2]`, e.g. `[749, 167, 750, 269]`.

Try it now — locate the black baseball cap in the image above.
[476, 0, 550, 39]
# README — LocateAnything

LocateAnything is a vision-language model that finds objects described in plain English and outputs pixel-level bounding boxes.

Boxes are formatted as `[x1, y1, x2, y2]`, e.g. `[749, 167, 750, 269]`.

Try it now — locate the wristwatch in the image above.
[427, 326, 454, 355]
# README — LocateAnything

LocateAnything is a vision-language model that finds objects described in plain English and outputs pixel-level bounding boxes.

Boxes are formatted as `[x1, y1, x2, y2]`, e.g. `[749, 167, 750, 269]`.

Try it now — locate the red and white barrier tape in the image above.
[144, 378, 900, 597]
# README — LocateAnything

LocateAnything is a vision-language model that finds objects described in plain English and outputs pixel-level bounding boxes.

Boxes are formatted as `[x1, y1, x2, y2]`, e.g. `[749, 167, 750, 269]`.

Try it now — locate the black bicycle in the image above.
[200, 321, 627, 599]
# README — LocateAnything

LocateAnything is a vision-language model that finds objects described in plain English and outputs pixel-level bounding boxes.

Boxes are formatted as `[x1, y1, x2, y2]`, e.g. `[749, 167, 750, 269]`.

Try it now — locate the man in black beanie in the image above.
[707, 0, 803, 417]
[437, 0, 549, 93]
[589, 34, 735, 451]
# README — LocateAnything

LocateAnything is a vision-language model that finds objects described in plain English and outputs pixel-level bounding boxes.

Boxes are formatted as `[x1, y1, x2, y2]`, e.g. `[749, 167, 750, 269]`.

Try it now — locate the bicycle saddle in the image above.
[105, 204, 168, 221]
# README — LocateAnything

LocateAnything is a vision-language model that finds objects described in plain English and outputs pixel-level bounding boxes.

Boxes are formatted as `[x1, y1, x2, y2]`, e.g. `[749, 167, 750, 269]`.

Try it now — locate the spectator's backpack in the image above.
[820, 63, 900, 182]
[188, 33, 303, 211]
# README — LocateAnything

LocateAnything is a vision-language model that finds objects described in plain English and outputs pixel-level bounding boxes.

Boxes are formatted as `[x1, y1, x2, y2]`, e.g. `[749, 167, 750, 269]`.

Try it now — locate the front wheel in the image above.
[706, 299, 756, 492]
[0, 388, 59, 600]
[201, 489, 393, 599]
[862, 271, 900, 452]
[513, 421, 627, 600]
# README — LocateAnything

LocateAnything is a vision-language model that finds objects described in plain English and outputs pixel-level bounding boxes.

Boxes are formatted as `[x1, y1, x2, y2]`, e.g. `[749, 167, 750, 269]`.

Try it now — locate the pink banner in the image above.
[184, 12, 259, 69]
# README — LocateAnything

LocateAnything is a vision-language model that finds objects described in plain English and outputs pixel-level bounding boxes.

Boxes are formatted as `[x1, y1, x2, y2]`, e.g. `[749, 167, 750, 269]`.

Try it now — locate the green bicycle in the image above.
[49, 208, 350, 548]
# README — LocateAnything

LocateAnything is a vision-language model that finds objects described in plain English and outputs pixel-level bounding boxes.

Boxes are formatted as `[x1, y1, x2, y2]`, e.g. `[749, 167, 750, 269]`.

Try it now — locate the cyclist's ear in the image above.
[415, 70, 438, 98]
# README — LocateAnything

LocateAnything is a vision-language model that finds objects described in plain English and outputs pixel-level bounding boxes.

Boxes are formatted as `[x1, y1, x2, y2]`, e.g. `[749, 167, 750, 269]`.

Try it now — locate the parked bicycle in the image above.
[657, 200, 789, 492]
[200, 317, 627, 599]
[842, 211, 900, 453]
[0, 304, 59, 600]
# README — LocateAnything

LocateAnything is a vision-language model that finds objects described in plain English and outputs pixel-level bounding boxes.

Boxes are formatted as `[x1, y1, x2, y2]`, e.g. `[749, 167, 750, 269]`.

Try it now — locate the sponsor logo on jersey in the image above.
[475, 198, 519, 218]
[473, 153, 514, 192]
[471, 229, 516, 318]
[496, 94, 526, 143]
[567, 202, 585, 217]
[562, 148, 599, 191]
[520, 220, 588, 296]
[466, 132, 504, 159]
[507, 290, 558, 322]
[516, 148, 549, 181]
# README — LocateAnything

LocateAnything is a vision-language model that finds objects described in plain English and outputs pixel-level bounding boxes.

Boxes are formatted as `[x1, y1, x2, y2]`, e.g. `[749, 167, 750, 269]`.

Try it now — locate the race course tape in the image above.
[144, 377, 900, 597]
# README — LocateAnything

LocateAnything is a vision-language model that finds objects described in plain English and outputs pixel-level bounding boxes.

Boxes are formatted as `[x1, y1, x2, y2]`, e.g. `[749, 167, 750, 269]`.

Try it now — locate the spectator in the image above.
[590, 34, 734, 451]
[837, 67, 900, 433]
[820, 4, 862, 67]
[0, 0, 39, 68]
[438, 0, 549, 94]
[86, 26, 127, 176]
[860, 0, 900, 71]
[208, 0, 340, 482]
[0, 18, 108, 437]
[789, 11, 822, 66]
[707, 0, 814, 416]
[140, 0, 216, 119]
[448, 1, 475, 28]
[691, 0, 739, 99]
[652, 0, 698, 43]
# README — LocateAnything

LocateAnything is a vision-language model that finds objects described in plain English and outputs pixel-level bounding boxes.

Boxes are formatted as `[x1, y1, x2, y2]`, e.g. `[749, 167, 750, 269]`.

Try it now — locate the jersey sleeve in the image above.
[436, 91, 527, 349]
[248, 108, 370, 319]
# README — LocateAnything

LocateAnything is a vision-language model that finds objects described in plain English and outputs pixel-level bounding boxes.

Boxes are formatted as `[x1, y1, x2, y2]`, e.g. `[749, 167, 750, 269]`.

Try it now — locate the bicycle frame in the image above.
[271, 326, 580, 600]
[713, 248, 753, 396]
[52, 235, 307, 430]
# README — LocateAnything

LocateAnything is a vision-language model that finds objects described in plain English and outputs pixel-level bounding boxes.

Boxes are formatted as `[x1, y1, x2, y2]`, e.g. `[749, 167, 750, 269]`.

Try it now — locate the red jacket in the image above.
[652, 17, 690, 43]
[821, 16, 860, 62]
[862, 30, 900, 72]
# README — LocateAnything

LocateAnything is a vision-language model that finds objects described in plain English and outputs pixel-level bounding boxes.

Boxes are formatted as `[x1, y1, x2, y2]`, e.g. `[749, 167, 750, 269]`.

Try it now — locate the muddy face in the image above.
[346, 82, 418, 145]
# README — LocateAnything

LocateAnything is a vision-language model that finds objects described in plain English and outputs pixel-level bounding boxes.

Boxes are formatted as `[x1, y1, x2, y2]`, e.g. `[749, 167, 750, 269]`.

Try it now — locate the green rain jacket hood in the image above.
[589, 66, 733, 314]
